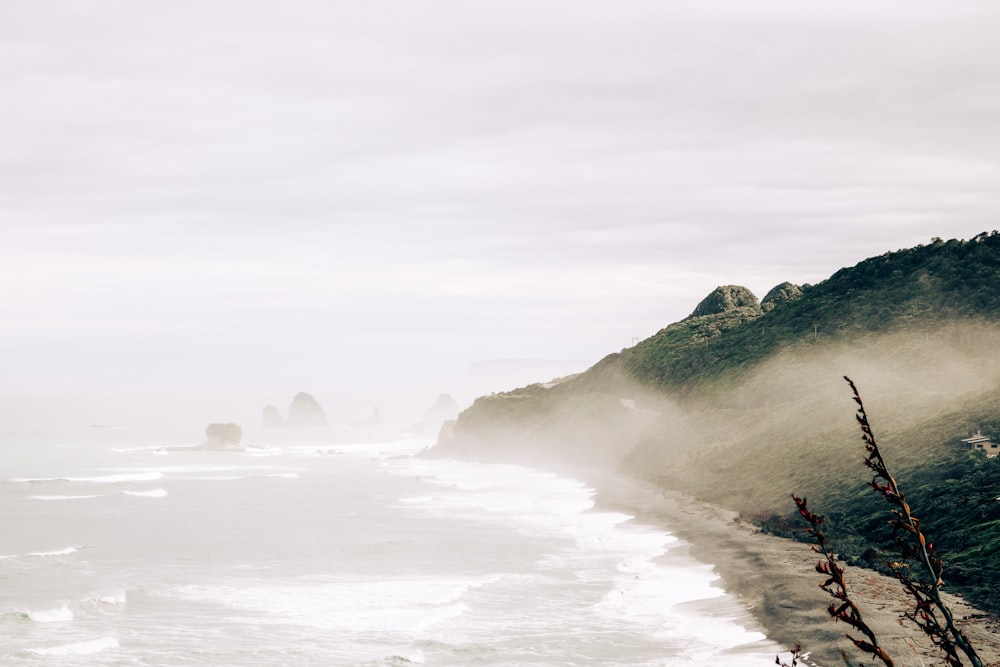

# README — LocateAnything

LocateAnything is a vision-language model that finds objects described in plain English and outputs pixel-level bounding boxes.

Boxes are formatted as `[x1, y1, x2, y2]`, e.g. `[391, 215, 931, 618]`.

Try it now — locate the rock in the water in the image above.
[286, 392, 328, 428]
[262, 404, 284, 428]
[202, 423, 243, 450]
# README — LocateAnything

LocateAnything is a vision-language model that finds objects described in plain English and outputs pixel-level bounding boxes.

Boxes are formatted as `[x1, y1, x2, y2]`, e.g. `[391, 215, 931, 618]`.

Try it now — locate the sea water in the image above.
[0, 427, 783, 665]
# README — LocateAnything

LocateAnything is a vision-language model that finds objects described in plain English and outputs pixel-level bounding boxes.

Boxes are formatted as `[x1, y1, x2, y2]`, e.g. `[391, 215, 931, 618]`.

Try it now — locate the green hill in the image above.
[608, 232, 1000, 392]
[431, 232, 1000, 612]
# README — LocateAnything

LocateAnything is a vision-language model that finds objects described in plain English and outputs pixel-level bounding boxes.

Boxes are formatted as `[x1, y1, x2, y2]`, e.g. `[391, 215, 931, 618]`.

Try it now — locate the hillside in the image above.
[431, 231, 1000, 612]
[601, 232, 1000, 393]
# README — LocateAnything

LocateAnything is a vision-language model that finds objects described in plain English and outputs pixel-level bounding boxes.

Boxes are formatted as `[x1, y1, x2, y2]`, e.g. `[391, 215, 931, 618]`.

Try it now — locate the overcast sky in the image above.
[3, 1, 1000, 418]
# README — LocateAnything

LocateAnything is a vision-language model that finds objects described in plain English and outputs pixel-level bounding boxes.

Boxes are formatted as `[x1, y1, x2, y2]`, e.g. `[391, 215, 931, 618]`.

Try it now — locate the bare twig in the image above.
[776, 641, 802, 666]
[843, 376, 983, 667]
[792, 494, 895, 666]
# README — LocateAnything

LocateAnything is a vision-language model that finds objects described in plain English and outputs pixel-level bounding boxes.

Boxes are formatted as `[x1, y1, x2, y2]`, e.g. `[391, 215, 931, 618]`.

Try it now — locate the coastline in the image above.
[583, 470, 1000, 667]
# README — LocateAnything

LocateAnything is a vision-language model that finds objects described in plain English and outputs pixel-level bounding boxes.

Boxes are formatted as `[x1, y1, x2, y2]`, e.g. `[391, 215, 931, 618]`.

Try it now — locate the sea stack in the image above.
[202, 423, 244, 450]
[262, 405, 284, 429]
[261, 392, 330, 429]
[285, 392, 329, 428]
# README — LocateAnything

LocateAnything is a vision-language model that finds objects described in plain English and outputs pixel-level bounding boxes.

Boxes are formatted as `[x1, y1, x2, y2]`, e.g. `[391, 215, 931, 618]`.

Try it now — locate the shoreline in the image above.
[582, 469, 1000, 667]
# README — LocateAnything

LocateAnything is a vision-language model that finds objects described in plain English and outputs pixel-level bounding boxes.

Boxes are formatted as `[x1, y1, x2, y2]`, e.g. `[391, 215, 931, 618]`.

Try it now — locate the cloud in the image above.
[2, 1, 999, 402]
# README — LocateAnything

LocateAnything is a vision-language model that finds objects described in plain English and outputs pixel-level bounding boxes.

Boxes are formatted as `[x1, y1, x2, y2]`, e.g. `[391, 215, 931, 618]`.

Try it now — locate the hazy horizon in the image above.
[4, 1, 999, 428]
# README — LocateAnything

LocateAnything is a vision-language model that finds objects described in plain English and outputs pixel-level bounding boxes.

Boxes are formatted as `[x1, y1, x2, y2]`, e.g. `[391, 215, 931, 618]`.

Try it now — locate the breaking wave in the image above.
[26, 606, 74, 623]
[27, 545, 89, 558]
[23, 636, 119, 656]
[11, 471, 162, 484]
[122, 488, 168, 498]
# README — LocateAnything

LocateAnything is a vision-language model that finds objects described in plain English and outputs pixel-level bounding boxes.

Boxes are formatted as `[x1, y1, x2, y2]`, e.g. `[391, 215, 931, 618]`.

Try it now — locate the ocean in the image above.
[1, 426, 783, 665]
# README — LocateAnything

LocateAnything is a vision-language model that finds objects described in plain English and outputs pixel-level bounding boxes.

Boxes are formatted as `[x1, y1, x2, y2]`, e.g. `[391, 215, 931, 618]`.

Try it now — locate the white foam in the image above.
[11, 471, 162, 484]
[32, 494, 104, 501]
[388, 455, 779, 661]
[389, 458, 607, 536]
[27, 605, 73, 623]
[257, 438, 431, 460]
[112, 465, 250, 474]
[127, 464, 303, 481]
[245, 446, 286, 456]
[28, 545, 87, 557]
[398, 495, 434, 505]
[407, 601, 468, 633]
[195, 475, 246, 481]
[386, 648, 426, 664]
[112, 446, 167, 453]
[333, 438, 431, 459]
[122, 488, 168, 498]
[23, 636, 118, 656]
[94, 590, 127, 605]
[83, 471, 162, 482]
[171, 575, 488, 634]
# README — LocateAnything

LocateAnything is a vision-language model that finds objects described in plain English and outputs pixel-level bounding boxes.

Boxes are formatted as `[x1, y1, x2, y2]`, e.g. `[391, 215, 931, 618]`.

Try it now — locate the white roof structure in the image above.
[962, 431, 993, 446]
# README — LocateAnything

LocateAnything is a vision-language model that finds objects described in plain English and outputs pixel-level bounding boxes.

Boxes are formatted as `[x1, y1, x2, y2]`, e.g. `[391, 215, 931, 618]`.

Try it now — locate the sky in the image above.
[3, 1, 1000, 424]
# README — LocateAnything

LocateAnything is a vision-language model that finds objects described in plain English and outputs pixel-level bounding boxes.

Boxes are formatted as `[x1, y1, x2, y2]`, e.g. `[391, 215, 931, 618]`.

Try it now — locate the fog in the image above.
[669, 322, 1000, 511]
[436, 322, 1000, 515]
[0, 357, 587, 446]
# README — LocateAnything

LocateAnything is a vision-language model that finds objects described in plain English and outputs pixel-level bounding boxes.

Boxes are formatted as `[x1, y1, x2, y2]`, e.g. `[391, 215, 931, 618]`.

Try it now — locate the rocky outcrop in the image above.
[761, 282, 803, 312]
[689, 285, 761, 318]
[202, 423, 243, 450]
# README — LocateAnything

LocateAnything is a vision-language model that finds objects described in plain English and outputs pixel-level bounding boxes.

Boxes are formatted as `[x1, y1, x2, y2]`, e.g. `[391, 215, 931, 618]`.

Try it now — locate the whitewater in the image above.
[0, 426, 784, 665]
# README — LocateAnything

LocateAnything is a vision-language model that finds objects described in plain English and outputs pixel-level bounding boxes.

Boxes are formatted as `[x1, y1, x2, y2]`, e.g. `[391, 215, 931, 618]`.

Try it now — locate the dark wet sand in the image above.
[584, 471, 1000, 666]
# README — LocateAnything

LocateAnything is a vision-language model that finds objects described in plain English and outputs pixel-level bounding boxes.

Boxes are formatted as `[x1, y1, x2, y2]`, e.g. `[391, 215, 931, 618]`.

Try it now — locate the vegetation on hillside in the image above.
[435, 232, 1000, 615]
[764, 433, 1000, 617]
[611, 231, 1000, 392]
[793, 378, 984, 666]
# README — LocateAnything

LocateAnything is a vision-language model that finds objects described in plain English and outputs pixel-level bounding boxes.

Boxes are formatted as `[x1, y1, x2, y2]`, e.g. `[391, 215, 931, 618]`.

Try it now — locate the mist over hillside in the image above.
[431, 232, 1000, 611]
[437, 322, 1000, 513]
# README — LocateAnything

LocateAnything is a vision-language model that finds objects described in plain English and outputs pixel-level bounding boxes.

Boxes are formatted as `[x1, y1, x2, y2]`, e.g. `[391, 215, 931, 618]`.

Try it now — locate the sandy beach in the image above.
[586, 472, 1000, 667]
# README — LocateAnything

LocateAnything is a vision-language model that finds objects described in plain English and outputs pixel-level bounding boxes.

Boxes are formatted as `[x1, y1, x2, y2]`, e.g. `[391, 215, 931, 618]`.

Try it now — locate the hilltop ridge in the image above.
[592, 231, 1000, 393]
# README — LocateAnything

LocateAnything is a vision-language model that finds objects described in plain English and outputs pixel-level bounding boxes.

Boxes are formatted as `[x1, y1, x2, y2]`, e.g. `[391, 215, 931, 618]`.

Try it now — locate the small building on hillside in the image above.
[961, 431, 999, 457]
